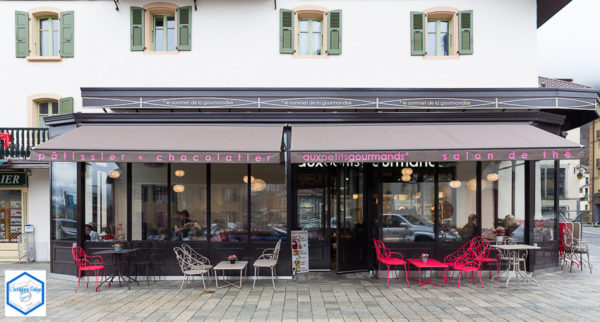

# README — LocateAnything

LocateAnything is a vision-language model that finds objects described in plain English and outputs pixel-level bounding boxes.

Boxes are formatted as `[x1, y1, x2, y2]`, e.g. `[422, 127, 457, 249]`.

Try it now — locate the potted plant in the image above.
[112, 243, 122, 252]
[495, 227, 505, 243]
[421, 253, 429, 263]
[228, 254, 238, 264]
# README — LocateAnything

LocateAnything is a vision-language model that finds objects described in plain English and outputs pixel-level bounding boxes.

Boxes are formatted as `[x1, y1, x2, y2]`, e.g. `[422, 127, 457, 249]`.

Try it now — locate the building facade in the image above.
[1, 0, 598, 276]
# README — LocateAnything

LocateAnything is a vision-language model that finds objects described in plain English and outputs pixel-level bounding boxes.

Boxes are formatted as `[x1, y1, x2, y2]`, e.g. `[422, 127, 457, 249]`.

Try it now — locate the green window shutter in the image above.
[176, 6, 192, 51]
[60, 11, 75, 58]
[410, 11, 426, 56]
[327, 10, 342, 55]
[130, 7, 145, 51]
[279, 9, 294, 54]
[458, 10, 473, 55]
[58, 97, 74, 114]
[15, 11, 29, 58]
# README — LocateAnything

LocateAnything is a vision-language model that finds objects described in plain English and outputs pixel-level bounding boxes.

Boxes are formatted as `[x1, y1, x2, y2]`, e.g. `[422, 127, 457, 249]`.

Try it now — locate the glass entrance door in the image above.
[336, 166, 368, 273]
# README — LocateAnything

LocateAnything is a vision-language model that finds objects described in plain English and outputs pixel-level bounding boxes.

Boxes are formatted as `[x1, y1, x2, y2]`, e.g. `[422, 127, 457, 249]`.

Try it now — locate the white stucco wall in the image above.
[0, 0, 539, 127]
[27, 169, 50, 261]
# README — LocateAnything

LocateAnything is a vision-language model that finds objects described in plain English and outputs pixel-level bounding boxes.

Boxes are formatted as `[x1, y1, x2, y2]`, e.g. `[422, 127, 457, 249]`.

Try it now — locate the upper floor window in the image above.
[15, 9, 74, 60]
[279, 7, 342, 56]
[38, 101, 58, 127]
[411, 9, 472, 57]
[31, 96, 73, 128]
[130, 4, 191, 52]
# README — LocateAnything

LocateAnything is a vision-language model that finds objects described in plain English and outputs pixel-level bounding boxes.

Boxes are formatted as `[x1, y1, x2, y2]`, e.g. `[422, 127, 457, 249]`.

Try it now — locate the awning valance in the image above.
[290, 123, 583, 163]
[32, 125, 283, 163]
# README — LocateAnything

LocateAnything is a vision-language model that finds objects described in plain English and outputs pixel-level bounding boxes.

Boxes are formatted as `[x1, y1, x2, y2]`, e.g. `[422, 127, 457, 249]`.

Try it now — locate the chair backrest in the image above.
[173, 247, 189, 272]
[572, 222, 581, 240]
[71, 245, 87, 269]
[181, 243, 210, 265]
[273, 239, 282, 261]
[373, 239, 395, 260]
[444, 239, 473, 263]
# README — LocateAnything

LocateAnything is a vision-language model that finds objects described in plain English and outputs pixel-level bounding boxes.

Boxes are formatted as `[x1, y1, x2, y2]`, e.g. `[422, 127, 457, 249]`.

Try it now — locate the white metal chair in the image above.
[563, 225, 592, 273]
[173, 246, 211, 290]
[252, 239, 282, 290]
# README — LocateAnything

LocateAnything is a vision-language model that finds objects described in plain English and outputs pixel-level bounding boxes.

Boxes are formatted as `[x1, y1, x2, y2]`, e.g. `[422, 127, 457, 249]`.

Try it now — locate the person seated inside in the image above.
[85, 224, 100, 241]
[503, 214, 524, 241]
[459, 213, 477, 240]
[101, 224, 115, 240]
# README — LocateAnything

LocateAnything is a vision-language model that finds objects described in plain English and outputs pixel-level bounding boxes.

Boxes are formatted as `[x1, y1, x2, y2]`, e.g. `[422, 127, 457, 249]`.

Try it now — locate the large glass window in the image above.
[171, 164, 207, 241]
[153, 15, 175, 52]
[299, 19, 322, 55]
[51, 162, 77, 240]
[250, 165, 287, 241]
[210, 165, 248, 242]
[0, 190, 25, 242]
[439, 163, 476, 241]
[297, 170, 327, 240]
[427, 19, 450, 56]
[535, 160, 557, 242]
[382, 164, 435, 242]
[38, 16, 59, 56]
[84, 163, 127, 242]
[132, 163, 168, 240]
[481, 161, 526, 243]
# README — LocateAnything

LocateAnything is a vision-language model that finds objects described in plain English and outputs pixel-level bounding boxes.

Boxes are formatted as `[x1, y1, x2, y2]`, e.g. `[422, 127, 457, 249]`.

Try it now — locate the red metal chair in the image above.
[475, 237, 501, 280]
[444, 238, 474, 281]
[71, 245, 107, 292]
[373, 239, 410, 288]
[453, 242, 489, 288]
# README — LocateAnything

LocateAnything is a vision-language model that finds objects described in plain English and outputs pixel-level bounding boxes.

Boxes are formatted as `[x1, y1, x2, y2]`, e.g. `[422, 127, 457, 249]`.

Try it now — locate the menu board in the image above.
[291, 230, 309, 275]
[0, 190, 23, 241]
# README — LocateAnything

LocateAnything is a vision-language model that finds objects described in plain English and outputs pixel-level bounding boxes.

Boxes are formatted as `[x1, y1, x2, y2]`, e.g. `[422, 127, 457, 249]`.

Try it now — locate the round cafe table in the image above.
[94, 248, 140, 291]
[491, 244, 541, 287]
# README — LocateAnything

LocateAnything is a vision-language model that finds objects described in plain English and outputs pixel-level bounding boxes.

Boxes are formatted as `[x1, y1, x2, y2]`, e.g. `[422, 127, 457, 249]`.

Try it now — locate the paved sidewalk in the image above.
[0, 257, 598, 321]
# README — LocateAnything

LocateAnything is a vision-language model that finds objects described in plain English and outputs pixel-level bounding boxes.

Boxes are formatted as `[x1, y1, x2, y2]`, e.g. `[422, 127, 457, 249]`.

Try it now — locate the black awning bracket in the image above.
[274, 0, 277, 10]
[113, 0, 119, 11]
[194, 0, 197, 11]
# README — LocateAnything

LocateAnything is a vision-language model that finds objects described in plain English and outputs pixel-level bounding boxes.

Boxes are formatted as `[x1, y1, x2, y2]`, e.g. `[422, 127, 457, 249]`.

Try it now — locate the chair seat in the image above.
[80, 265, 104, 271]
[191, 264, 212, 270]
[254, 259, 277, 267]
[453, 265, 478, 271]
[379, 258, 406, 265]
[184, 269, 209, 275]
[479, 258, 498, 262]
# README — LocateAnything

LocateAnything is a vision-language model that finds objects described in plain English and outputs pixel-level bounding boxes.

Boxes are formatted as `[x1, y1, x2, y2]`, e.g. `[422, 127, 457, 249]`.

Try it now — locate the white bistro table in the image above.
[491, 244, 541, 287]
[213, 260, 248, 289]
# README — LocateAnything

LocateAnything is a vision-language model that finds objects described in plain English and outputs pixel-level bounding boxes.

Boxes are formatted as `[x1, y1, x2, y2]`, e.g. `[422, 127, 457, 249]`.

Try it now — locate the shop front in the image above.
[0, 171, 28, 261]
[38, 87, 598, 277]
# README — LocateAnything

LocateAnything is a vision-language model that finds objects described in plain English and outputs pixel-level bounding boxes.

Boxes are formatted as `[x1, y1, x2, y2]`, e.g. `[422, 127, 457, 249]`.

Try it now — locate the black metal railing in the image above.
[0, 128, 49, 159]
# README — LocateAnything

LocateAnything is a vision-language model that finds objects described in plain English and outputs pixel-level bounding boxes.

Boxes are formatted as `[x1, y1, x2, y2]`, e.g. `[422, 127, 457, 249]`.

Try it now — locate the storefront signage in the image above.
[291, 230, 309, 275]
[82, 95, 597, 111]
[299, 162, 436, 168]
[292, 148, 582, 163]
[31, 151, 281, 164]
[0, 173, 27, 187]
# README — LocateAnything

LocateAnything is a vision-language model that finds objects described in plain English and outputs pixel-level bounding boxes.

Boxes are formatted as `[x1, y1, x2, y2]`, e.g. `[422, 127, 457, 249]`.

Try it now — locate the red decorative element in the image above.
[444, 237, 491, 288]
[71, 245, 107, 292]
[373, 239, 410, 288]
[0, 132, 11, 149]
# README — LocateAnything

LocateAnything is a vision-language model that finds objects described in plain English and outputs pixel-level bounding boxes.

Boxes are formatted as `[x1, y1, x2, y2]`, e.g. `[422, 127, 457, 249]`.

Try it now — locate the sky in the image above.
[538, 0, 600, 89]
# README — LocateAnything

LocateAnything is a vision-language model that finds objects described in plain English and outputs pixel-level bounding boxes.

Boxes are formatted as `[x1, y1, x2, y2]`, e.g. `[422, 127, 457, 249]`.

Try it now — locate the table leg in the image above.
[215, 269, 219, 288]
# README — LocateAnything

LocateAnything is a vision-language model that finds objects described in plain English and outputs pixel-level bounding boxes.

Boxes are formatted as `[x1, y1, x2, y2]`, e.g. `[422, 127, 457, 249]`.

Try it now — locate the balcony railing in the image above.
[0, 128, 49, 160]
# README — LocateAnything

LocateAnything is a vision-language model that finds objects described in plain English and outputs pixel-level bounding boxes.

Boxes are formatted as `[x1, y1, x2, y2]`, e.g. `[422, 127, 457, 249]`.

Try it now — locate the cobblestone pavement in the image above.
[0, 252, 598, 321]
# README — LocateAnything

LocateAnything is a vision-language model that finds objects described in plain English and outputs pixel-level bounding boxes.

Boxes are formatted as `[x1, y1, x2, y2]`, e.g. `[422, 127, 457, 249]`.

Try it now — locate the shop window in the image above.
[130, 4, 191, 52]
[438, 162, 477, 242]
[540, 167, 565, 198]
[279, 7, 342, 56]
[37, 101, 58, 127]
[85, 163, 127, 242]
[170, 164, 206, 241]
[210, 164, 248, 242]
[0, 189, 26, 242]
[382, 165, 435, 243]
[15, 9, 74, 60]
[250, 164, 287, 241]
[481, 161, 526, 243]
[410, 9, 472, 57]
[51, 162, 77, 240]
[132, 163, 168, 240]
[533, 160, 557, 243]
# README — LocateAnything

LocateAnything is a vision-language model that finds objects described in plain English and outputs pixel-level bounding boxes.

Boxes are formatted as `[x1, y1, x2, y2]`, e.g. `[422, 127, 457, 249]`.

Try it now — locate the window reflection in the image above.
[132, 163, 168, 240]
[171, 164, 206, 241]
[438, 162, 476, 241]
[382, 164, 435, 242]
[211, 165, 247, 242]
[251, 165, 287, 241]
[85, 163, 127, 242]
[51, 162, 77, 240]
[297, 170, 327, 240]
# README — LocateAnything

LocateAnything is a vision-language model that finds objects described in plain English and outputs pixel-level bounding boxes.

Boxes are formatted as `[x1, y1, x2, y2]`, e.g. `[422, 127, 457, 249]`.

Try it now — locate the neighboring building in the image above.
[1, 0, 598, 277]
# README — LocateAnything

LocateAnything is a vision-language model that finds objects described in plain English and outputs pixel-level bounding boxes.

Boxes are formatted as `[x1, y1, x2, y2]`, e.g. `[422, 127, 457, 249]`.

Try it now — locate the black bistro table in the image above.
[95, 248, 140, 291]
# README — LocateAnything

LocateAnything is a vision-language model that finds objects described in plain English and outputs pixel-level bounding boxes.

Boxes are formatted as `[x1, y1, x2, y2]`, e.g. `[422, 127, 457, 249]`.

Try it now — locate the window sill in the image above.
[292, 53, 328, 59]
[422, 55, 460, 60]
[143, 50, 179, 55]
[26, 56, 62, 62]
